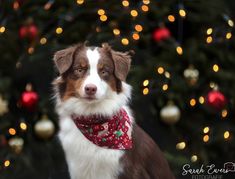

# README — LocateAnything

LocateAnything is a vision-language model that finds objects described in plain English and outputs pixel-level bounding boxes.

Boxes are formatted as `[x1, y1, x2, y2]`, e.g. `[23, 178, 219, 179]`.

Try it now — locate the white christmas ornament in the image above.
[183, 65, 199, 86]
[160, 101, 181, 125]
[34, 115, 55, 139]
[8, 137, 24, 154]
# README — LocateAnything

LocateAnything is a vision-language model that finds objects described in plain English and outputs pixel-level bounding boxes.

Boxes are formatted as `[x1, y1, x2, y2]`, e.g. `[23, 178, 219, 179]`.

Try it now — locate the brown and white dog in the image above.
[53, 43, 175, 179]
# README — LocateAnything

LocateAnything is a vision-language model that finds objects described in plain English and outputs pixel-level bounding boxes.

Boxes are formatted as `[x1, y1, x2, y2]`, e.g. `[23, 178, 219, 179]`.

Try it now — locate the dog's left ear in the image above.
[102, 43, 132, 81]
[111, 50, 132, 81]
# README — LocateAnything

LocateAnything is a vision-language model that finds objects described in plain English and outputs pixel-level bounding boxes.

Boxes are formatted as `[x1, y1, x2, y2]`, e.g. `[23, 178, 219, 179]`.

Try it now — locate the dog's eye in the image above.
[74, 68, 86, 75]
[101, 70, 109, 76]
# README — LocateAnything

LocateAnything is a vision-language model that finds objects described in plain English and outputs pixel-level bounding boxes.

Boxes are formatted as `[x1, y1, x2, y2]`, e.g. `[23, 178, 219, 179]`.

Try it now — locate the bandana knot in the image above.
[71, 109, 132, 150]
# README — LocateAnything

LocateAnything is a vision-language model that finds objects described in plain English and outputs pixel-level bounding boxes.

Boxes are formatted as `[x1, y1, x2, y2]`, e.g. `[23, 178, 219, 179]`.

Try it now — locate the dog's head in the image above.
[53, 43, 132, 115]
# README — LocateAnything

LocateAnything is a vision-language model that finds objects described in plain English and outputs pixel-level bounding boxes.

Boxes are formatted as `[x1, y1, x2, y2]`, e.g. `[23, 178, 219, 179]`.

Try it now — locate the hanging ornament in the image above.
[206, 86, 227, 110]
[19, 26, 28, 39]
[28, 24, 39, 40]
[8, 137, 24, 154]
[153, 27, 171, 42]
[19, 24, 38, 40]
[183, 65, 199, 86]
[20, 83, 39, 111]
[34, 115, 55, 139]
[19, 18, 39, 41]
[160, 101, 181, 125]
[0, 95, 8, 116]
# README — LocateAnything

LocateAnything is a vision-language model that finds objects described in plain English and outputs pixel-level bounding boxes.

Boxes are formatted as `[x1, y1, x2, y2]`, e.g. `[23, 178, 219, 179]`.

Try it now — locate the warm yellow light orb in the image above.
[56, 27, 63, 34]
[206, 36, 213, 43]
[168, 15, 175, 22]
[9, 128, 16, 135]
[76, 0, 84, 5]
[157, 67, 164, 74]
[213, 64, 219, 72]
[20, 122, 27, 130]
[226, 32, 232, 39]
[207, 28, 213, 35]
[130, 10, 138, 17]
[228, 20, 234, 27]
[28, 47, 34, 54]
[221, 109, 228, 118]
[191, 155, 198, 162]
[143, 80, 149, 87]
[122, 0, 129, 7]
[4, 160, 10, 167]
[132, 33, 140, 40]
[199, 96, 205, 104]
[179, 9, 186, 17]
[121, 38, 129, 45]
[100, 15, 108, 22]
[164, 71, 171, 78]
[0, 26, 6, 33]
[203, 135, 209, 142]
[135, 24, 143, 32]
[143, 88, 149, 95]
[224, 131, 230, 139]
[176, 46, 183, 55]
[190, 98, 196, 106]
[203, 127, 210, 134]
[141, 5, 149, 12]
[176, 142, 186, 150]
[97, 9, 105, 16]
[113, 28, 120, 35]
[162, 84, 168, 91]
[143, 0, 150, 5]
[40, 37, 47, 45]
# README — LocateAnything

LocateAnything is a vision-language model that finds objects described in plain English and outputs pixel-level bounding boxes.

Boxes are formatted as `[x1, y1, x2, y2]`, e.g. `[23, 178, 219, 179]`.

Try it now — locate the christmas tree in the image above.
[0, 0, 235, 178]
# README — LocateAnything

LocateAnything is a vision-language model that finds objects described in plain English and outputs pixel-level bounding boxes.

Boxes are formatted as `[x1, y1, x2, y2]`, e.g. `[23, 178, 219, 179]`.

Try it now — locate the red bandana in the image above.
[71, 109, 132, 150]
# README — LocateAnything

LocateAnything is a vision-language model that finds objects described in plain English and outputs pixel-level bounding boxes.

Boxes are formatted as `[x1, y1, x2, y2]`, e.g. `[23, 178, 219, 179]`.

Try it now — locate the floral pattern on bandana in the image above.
[71, 109, 132, 150]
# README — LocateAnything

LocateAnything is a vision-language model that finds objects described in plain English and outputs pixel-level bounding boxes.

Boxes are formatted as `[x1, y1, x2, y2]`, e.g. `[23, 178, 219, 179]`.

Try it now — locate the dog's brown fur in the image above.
[119, 124, 175, 179]
[53, 43, 175, 179]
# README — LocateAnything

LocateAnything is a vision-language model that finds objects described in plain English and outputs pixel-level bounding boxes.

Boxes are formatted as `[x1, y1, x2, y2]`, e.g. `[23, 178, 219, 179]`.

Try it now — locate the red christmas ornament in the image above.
[28, 24, 38, 40]
[19, 26, 28, 39]
[153, 27, 171, 42]
[20, 83, 38, 111]
[206, 90, 227, 110]
[19, 24, 38, 40]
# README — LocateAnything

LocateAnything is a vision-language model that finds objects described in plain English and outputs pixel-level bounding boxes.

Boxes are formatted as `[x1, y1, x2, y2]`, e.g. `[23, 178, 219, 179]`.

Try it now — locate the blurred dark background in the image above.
[0, 0, 235, 178]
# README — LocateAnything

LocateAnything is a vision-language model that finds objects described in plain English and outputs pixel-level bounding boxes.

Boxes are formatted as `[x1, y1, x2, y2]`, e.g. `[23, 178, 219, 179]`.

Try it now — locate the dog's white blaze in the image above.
[80, 48, 108, 99]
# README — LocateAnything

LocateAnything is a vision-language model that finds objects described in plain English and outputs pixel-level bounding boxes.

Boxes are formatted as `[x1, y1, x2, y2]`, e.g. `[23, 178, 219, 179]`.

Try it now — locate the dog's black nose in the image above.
[85, 84, 97, 95]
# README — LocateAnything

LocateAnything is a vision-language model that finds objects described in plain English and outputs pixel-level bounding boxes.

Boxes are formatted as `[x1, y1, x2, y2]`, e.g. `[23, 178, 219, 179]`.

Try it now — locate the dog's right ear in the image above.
[53, 46, 76, 74]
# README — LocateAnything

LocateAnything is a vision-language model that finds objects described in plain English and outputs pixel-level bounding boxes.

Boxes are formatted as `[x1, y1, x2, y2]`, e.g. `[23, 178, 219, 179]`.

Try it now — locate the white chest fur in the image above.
[58, 116, 124, 179]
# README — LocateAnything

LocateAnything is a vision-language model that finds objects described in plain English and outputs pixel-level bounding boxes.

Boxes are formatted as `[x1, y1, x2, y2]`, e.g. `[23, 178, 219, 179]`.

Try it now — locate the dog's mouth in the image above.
[83, 96, 97, 101]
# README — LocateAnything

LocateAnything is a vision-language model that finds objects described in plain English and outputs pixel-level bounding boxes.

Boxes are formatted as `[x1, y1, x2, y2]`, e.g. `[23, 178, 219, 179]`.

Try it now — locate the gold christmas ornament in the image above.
[160, 101, 181, 125]
[34, 115, 55, 139]
[8, 137, 24, 154]
[0, 95, 8, 116]
[183, 65, 199, 86]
